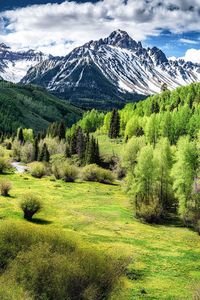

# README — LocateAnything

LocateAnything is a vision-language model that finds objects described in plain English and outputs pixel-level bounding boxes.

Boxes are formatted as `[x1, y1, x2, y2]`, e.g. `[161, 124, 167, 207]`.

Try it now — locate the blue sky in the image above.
[0, 0, 200, 62]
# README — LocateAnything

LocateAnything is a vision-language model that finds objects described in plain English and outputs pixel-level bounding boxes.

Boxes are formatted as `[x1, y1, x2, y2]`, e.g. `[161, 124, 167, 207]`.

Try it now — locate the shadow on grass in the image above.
[138, 214, 185, 228]
[29, 218, 53, 225]
[2, 195, 16, 199]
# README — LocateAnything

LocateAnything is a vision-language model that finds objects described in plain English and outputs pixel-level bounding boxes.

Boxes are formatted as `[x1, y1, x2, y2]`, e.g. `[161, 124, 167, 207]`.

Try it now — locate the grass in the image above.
[0, 172, 200, 299]
[94, 133, 124, 157]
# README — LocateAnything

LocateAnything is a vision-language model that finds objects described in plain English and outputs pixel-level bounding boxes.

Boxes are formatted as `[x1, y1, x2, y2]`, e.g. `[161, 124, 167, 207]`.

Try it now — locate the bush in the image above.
[12, 140, 21, 161]
[0, 180, 12, 196]
[29, 162, 46, 178]
[82, 164, 114, 184]
[135, 197, 163, 223]
[51, 161, 64, 180]
[61, 163, 79, 182]
[20, 143, 34, 163]
[0, 158, 11, 174]
[20, 193, 42, 220]
[0, 222, 126, 300]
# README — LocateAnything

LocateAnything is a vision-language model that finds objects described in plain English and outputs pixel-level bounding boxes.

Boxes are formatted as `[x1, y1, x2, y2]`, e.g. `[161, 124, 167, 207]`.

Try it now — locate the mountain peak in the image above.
[103, 29, 141, 49]
[149, 46, 168, 64]
[0, 43, 10, 50]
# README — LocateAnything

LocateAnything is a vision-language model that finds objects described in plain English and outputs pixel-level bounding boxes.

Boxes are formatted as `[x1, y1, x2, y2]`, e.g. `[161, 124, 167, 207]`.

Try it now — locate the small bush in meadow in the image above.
[135, 197, 163, 223]
[0, 158, 11, 174]
[20, 193, 42, 220]
[29, 162, 46, 178]
[61, 163, 79, 182]
[82, 164, 115, 184]
[51, 161, 63, 179]
[0, 180, 12, 196]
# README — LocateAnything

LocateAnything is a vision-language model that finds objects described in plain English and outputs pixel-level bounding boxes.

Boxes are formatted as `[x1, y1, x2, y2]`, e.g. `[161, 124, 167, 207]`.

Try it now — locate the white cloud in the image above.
[179, 38, 198, 44]
[181, 48, 200, 63]
[0, 0, 200, 55]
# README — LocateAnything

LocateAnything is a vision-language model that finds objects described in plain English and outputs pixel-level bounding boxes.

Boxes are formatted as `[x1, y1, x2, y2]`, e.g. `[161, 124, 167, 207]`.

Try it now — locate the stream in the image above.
[11, 162, 27, 174]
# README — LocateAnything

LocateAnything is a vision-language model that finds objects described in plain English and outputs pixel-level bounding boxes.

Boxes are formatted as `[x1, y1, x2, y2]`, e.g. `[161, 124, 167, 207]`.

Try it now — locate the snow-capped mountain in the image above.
[10, 30, 200, 107]
[0, 43, 49, 83]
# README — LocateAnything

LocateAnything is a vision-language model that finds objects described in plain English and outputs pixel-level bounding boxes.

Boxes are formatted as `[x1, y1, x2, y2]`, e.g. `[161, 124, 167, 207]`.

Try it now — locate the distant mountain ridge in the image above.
[1, 30, 200, 109]
[0, 43, 49, 83]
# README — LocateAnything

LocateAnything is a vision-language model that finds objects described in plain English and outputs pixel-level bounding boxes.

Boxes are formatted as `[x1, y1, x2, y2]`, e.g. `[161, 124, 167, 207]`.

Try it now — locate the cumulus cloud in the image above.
[0, 0, 200, 55]
[181, 48, 200, 63]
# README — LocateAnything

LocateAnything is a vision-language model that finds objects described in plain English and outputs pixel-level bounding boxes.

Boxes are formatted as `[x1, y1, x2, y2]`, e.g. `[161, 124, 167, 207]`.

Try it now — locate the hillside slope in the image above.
[0, 81, 82, 133]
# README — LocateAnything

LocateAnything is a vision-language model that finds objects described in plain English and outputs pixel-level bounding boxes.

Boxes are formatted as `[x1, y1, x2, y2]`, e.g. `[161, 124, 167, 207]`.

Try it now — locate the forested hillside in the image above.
[67, 82, 200, 227]
[0, 81, 82, 133]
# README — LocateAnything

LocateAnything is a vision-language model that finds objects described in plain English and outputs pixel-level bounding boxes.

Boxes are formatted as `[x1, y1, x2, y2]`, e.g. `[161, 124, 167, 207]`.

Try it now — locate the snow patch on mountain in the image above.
[0, 45, 49, 82]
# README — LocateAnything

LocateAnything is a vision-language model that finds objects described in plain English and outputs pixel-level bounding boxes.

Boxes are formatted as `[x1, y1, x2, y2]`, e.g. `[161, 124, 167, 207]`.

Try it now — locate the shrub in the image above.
[82, 164, 114, 184]
[0, 222, 126, 300]
[51, 160, 64, 179]
[0, 180, 12, 196]
[0, 158, 11, 174]
[61, 163, 79, 182]
[20, 194, 42, 220]
[29, 162, 46, 178]
[20, 143, 34, 163]
[12, 140, 21, 161]
[135, 197, 163, 223]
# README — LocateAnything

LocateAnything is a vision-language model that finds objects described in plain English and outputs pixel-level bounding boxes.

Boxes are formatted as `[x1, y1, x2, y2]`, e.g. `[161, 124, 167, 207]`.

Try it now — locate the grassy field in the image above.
[0, 171, 200, 299]
[94, 133, 124, 157]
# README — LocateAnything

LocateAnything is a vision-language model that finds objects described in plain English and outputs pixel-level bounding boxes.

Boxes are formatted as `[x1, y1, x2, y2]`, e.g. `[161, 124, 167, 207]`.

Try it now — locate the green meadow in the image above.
[1, 171, 200, 299]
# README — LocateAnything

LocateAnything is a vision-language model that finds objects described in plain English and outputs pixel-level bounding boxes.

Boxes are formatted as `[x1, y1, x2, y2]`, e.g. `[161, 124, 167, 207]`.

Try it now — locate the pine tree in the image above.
[39, 143, 50, 162]
[85, 136, 100, 165]
[65, 144, 70, 158]
[33, 137, 39, 161]
[17, 128, 24, 144]
[69, 132, 77, 155]
[108, 109, 120, 139]
[58, 120, 66, 140]
[76, 127, 86, 162]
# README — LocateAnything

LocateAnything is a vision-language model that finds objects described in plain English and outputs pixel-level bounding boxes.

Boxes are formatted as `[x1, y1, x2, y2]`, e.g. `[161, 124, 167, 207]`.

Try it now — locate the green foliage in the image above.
[39, 143, 50, 162]
[47, 120, 66, 140]
[17, 128, 24, 145]
[0, 222, 126, 300]
[131, 145, 163, 222]
[0, 180, 12, 196]
[0, 81, 82, 133]
[109, 109, 120, 139]
[171, 136, 198, 224]
[0, 157, 11, 174]
[85, 136, 100, 165]
[125, 138, 174, 223]
[12, 140, 21, 161]
[77, 109, 105, 133]
[61, 163, 79, 182]
[20, 193, 43, 220]
[82, 164, 115, 184]
[108, 82, 200, 144]
[33, 137, 39, 161]
[20, 142, 34, 163]
[29, 162, 46, 178]
[23, 128, 34, 143]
